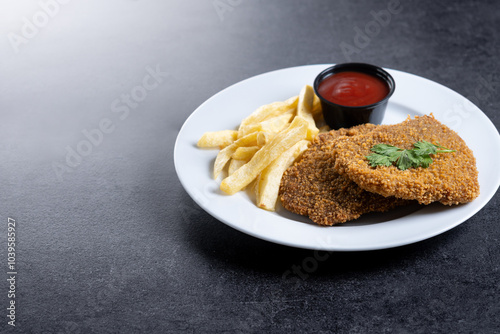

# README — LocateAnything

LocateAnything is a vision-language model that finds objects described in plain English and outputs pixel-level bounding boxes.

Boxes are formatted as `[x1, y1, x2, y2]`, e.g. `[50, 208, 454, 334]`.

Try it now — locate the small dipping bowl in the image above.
[313, 63, 395, 129]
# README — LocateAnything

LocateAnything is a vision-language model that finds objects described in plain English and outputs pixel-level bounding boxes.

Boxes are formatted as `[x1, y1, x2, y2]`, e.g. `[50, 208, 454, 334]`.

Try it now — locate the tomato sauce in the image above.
[317, 71, 389, 107]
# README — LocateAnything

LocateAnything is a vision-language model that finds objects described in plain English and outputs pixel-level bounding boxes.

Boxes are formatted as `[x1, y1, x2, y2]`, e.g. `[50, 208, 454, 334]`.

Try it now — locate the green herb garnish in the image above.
[366, 141, 455, 170]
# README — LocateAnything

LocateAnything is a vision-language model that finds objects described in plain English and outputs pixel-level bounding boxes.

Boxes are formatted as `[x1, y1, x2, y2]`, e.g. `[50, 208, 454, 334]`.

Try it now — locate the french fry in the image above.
[237, 96, 298, 138]
[297, 85, 319, 141]
[238, 111, 294, 138]
[228, 158, 248, 176]
[220, 117, 308, 195]
[232, 146, 260, 160]
[213, 132, 260, 179]
[256, 140, 309, 211]
[319, 125, 330, 133]
[312, 93, 322, 115]
[256, 131, 272, 146]
[197, 130, 238, 148]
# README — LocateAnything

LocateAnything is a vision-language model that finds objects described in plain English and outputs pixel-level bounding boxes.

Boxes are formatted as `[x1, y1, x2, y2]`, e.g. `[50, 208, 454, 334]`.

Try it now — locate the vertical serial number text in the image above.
[7, 217, 16, 327]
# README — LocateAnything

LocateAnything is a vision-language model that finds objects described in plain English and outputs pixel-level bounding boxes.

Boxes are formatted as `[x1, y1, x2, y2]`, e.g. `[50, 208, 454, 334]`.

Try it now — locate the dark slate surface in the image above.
[1, 0, 499, 333]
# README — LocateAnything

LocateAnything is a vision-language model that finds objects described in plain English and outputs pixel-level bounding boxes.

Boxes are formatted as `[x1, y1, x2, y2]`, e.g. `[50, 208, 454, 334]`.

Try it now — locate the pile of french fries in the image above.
[197, 85, 326, 211]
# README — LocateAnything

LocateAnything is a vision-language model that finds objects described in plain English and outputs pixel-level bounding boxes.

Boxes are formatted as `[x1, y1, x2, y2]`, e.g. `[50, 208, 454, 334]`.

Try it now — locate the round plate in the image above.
[174, 64, 500, 251]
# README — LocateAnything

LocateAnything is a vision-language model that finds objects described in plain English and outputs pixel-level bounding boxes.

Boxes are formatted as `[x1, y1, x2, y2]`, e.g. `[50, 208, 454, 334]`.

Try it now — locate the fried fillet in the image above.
[279, 124, 410, 226]
[333, 115, 480, 205]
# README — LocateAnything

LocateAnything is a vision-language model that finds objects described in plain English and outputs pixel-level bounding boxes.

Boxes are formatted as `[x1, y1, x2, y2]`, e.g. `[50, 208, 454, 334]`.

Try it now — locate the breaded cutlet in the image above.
[279, 124, 411, 226]
[333, 115, 480, 205]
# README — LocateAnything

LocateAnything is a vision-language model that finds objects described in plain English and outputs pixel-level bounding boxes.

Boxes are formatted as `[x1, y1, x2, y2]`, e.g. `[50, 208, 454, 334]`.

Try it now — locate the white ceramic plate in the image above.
[174, 64, 500, 251]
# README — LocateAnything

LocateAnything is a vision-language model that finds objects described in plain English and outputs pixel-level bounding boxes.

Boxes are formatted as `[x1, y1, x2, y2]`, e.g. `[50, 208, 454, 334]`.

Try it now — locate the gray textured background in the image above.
[1, 0, 499, 333]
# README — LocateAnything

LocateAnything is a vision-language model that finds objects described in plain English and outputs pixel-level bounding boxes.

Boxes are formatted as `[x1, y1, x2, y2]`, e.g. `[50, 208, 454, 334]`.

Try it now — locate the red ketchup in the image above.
[317, 71, 389, 107]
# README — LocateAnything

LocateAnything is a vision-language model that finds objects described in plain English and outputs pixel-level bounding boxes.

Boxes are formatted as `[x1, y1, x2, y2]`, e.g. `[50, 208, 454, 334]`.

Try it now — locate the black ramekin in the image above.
[313, 63, 395, 130]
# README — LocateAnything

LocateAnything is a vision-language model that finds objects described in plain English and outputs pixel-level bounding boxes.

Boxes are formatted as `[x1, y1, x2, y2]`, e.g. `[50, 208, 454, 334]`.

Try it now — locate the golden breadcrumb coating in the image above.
[333, 115, 480, 205]
[279, 124, 411, 226]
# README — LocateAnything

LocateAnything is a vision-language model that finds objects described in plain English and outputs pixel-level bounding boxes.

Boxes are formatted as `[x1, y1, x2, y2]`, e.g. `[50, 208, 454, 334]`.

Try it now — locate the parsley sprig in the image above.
[366, 141, 455, 171]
